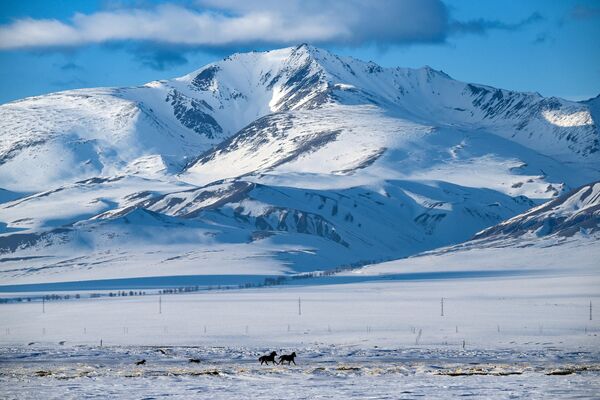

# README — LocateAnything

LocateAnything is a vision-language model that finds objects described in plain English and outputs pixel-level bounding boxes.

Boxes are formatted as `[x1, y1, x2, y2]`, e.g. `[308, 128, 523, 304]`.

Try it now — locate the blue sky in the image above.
[0, 0, 598, 104]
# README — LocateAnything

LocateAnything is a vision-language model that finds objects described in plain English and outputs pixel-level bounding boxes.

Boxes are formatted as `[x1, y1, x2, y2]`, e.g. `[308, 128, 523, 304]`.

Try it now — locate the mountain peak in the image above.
[291, 43, 325, 54]
[287, 43, 336, 66]
[294, 42, 311, 51]
[420, 65, 451, 79]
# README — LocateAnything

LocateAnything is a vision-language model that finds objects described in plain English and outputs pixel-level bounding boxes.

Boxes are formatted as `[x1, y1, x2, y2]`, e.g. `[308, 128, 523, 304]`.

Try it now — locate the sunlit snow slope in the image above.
[0, 44, 598, 285]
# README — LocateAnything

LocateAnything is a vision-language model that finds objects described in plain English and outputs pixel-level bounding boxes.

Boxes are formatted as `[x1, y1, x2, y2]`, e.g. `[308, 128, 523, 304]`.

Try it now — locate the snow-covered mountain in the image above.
[0, 44, 598, 286]
[474, 180, 600, 239]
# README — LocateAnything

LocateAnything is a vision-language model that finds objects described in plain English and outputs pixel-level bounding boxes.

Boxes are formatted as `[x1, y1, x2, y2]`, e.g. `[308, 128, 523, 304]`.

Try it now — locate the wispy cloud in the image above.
[0, 1, 544, 51]
[532, 33, 547, 45]
[568, 4, 600, 20]
[59, 61, 84, 71]
[135, 47, 189, 70]
[450, 12, 543, 36]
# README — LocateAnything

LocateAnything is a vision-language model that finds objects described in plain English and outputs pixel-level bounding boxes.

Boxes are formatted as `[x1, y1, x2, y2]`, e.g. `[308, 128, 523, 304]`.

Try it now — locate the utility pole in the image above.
[42, 297, 45, 314]
[159, 295, 162, 314]
[590, 301, 593, 321]
[298, 297, 302, 316]
[441, 297, 444, 317]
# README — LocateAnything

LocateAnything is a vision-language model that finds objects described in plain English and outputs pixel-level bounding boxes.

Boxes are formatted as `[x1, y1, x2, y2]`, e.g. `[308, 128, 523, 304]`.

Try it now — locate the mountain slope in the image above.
[351, 181, 600, 278]
[0, 178, 534, 285]
[474, 180, 600, 239]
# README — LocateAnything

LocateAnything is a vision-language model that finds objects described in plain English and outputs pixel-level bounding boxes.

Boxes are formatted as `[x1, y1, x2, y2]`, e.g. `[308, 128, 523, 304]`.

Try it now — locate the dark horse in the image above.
[258, 351, 278, 365]
[278, 352, 297, 365]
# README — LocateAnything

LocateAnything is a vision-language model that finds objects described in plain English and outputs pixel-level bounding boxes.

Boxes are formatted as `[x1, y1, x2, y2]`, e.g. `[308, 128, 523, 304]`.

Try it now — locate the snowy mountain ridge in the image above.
[1, 44, 598, 192]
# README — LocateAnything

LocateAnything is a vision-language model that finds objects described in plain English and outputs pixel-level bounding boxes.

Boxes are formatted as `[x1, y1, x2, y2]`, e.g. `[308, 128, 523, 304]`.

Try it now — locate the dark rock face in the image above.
[166, 90, 222, 139]
[113, 181, 350, 247]
[236, 205, 349, 247]
[191, 66, 220, 91]
[0, 228, 71, 253]
[414, 212, 447, 235]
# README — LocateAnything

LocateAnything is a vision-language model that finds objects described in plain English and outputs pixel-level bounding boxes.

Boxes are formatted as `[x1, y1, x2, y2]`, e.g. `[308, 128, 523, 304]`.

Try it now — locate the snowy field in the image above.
[1, 258, 599, 399]
[2, 345, 600, 399]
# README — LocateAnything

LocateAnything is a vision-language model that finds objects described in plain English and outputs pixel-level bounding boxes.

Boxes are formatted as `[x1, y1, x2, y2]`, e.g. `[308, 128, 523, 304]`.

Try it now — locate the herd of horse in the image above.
[133, 350, 297, 366]
[258, 351, 297, 365]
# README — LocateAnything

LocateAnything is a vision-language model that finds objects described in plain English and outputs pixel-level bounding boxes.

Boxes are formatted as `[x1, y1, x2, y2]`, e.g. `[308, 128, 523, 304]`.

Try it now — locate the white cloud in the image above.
[0, 18, 80, 48]
[0, 1, 449, 50]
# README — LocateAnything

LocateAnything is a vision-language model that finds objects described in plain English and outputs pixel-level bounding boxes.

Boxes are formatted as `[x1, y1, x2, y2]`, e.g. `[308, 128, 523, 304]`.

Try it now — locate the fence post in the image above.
[415, 328, 422, 345]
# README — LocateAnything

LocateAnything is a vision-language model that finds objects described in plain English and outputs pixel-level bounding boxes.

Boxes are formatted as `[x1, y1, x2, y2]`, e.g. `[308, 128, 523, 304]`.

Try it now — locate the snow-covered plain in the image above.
[1, 233, 599, 398]
[1, 253, 599, 398]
